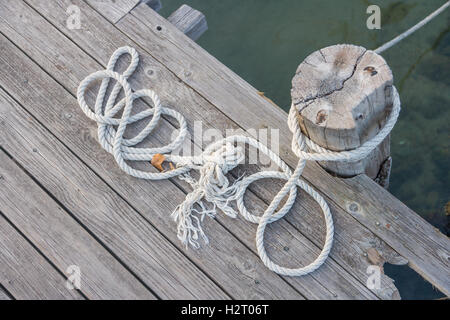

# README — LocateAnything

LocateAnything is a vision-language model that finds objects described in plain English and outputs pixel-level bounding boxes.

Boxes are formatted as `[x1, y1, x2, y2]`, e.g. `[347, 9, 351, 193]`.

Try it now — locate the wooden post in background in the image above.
[168, 4, 208, 41]
[291, 44, 394, 188]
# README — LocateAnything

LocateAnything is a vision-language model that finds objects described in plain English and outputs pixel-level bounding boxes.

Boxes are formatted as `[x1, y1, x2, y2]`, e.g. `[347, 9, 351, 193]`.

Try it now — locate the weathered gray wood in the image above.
[0, 215, 84, 300]
[0, 150, 156, 300]
[291, 44, 393, 181]
[0, 1, 302, 299]
[0, 86, 226, 300]
[0, 6, 229, 296]
[342, 174, 450, 296]
[119, 3, 450, 296]
[20, 0, 384, 299]
[86, 0, 140, 23]
[168, 4, 208, 41]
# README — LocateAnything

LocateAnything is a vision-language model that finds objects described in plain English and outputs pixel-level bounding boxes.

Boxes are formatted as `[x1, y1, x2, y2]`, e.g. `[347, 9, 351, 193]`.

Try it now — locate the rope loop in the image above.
[77, 46, 401, 277]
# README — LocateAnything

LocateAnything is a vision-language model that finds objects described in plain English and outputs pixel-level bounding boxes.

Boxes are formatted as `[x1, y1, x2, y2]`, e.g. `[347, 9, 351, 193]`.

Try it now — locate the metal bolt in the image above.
[349, 202, 359, 212]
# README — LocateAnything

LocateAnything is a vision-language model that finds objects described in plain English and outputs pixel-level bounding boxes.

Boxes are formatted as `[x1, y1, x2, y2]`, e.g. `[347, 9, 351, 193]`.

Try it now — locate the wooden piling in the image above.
[291, 44, 394, 187]
[168, 4, 208, 41]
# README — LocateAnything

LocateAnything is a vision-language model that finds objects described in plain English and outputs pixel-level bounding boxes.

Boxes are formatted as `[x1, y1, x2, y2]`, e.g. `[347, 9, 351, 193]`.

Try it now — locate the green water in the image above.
[159, 0, 449, 299]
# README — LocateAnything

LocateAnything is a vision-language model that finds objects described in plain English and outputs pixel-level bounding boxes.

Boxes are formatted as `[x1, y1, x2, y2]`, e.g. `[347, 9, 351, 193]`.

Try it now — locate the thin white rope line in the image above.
[77, 46, 400, 277]
[375, 0, 450, 54]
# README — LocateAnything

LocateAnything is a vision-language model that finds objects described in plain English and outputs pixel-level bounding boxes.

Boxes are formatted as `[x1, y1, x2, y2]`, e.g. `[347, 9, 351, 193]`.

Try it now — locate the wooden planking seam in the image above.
[0, 211, 84, 300]
[122, 3, 450, 295]
[0, 145, 157, 299]
[0, 2, 301, 299]
[20, 0, 380, 298]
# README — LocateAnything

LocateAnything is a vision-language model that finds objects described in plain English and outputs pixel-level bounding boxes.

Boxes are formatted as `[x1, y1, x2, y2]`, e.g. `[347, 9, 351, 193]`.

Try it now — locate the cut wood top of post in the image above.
[168, 4, 208, 41]
[291, 44, 393, 151]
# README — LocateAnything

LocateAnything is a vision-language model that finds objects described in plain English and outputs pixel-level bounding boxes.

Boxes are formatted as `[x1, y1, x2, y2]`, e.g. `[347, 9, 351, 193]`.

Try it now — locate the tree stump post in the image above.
[291, 44, 394, 188]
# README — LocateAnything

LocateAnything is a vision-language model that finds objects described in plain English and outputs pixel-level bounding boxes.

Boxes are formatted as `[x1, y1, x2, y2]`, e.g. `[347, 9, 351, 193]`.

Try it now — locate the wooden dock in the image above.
[0, 0, 448, 300]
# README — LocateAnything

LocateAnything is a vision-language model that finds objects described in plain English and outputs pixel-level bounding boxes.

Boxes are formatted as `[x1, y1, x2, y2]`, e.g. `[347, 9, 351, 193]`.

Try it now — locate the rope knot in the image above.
[171, 143, 244, 248]
[206, 142, 244, 174]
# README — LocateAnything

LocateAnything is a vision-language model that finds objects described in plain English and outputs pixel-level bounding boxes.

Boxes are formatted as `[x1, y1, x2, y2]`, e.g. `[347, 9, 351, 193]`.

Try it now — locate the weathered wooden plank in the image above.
[168, 4, 208, 41]
[0, 45, 296, 301]
[0, 150, 156, 299]
[120, 3, 450, 295]
[86, 0, 140, 23]
[19, 0, 380, 299]
[0, 215, 84, 300]
[0, 3, 301, 299]
[342, 175, 450, 295]
[0, 85, 226, 299]
[0, 85, 226, 300]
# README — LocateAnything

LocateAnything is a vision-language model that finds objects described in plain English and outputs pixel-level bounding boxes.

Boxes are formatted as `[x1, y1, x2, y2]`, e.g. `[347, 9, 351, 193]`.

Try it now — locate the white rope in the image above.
[77, 46, 401, 277]
[375, 1, 450, 54]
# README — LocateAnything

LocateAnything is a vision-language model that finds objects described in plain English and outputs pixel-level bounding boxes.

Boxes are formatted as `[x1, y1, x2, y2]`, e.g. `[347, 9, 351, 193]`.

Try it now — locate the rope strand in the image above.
[375, 1, 450, 54]
[77, 46, 400, 277]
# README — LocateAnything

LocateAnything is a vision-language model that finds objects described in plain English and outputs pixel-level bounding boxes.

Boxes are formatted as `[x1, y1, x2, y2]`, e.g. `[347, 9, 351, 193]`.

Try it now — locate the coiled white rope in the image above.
[375, 0, 450, 54]
[77, 46, 401, 276]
